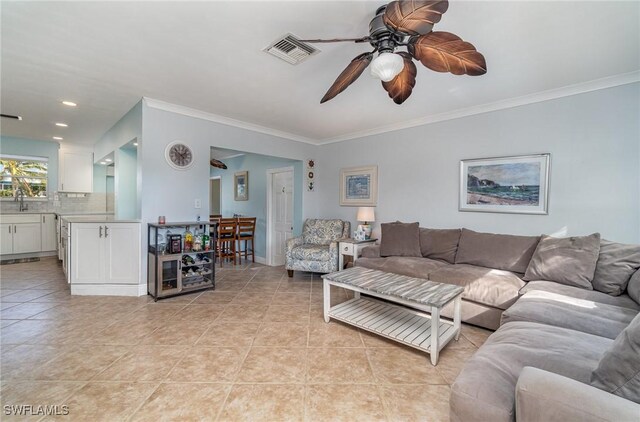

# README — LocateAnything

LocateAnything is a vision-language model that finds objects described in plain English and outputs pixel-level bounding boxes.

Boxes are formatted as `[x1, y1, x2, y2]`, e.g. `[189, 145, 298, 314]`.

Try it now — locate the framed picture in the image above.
[459, 154, 550, 214]
[340, 165, 378, 206]
[234, 171, 248, 201]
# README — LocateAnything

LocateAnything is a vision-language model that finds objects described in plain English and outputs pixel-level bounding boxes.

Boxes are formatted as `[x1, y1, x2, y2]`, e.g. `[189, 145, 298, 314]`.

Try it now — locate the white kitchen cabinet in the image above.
[70, 222, 140, 286]
[41, 213, 57, 252]
[12, 223, 42, 254]
[0, 224, 13, 255]
[0, 215, 42, 255]
[59, 148, 93, 192]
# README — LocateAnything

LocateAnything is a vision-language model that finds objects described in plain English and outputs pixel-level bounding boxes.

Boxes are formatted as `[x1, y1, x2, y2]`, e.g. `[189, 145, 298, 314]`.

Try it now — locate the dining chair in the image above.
[216, 218, 237, 267]
[236, 217, 256, 264]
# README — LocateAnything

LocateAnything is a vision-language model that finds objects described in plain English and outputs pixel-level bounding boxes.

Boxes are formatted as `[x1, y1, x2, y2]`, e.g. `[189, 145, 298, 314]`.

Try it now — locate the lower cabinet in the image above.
[0, 218, 42, 255]
[41, 214, 57, 252]
[70, 222, 140, 287]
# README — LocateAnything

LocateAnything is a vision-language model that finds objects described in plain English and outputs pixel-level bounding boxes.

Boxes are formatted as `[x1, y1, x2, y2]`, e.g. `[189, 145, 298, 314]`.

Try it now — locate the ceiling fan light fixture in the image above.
[370, 52, 404, 82]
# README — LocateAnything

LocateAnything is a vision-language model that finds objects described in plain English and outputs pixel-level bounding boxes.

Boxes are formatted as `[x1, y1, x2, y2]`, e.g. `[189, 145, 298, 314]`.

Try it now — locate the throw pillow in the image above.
[302, 219, 344, 245]
[591, 313, 640, 404]
[419, 228, 461, 264]
[627, 269, 640, 305]
[523, 233, 601, 289]
[455, 228, 540, 273]
[380, 222, 421, 257]
[591, 240, 640, 296]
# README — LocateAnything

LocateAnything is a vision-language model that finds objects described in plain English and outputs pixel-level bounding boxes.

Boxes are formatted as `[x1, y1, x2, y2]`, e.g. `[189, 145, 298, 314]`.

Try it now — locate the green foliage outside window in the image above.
[0, 157, 48, 198]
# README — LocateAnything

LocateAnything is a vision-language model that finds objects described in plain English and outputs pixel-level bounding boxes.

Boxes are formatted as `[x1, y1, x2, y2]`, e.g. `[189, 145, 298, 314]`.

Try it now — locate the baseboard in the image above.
[0, 251, 58, 260]
[70, 284, 144, 297]
[255, 256, 267, 265]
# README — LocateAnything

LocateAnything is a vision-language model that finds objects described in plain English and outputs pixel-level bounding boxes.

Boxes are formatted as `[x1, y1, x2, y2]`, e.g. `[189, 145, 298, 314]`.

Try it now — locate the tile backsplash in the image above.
[0, 192, 110, 214]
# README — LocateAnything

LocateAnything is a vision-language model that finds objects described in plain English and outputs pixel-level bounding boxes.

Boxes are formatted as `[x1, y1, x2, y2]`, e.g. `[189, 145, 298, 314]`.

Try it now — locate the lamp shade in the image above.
[357, 207, 375, 222]
[370, 52, 404, 82]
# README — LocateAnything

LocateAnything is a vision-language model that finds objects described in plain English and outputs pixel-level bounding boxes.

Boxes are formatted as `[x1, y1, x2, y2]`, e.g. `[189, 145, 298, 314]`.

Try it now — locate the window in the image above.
[0, 155, 48, 199]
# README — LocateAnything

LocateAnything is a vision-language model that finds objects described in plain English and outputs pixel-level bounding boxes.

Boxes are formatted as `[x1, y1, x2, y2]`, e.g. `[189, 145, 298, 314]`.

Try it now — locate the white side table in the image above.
[338, 238, 377, 271]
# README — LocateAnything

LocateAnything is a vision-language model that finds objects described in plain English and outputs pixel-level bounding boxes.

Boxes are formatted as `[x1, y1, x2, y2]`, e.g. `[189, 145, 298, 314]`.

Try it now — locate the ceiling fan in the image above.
[299, 0, 486, 105]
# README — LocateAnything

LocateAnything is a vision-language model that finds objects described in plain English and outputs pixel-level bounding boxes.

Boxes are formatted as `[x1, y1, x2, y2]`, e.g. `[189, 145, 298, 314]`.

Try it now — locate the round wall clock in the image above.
[165, 141, 194, 170]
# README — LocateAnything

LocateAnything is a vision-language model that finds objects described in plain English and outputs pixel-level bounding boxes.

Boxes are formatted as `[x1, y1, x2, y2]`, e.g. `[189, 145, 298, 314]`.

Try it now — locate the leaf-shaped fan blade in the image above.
[210, 159, 227, 169]
[408, 31, 487, 76]
[383, 1, 449, 36]
[320, 52, 374, 104]
[381, 53, 417, 104]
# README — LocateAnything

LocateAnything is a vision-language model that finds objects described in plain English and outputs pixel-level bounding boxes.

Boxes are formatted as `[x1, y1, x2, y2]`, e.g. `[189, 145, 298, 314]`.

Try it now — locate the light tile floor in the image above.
[0, 257, 492, 421]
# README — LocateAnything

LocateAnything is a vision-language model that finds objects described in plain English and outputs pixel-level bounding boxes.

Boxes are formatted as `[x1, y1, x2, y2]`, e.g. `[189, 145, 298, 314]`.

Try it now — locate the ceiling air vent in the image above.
[264, 33, 319, 65]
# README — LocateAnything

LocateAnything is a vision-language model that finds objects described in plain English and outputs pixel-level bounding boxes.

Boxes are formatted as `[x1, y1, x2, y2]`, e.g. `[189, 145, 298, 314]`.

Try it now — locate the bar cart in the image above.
[147, 221, 216, 301]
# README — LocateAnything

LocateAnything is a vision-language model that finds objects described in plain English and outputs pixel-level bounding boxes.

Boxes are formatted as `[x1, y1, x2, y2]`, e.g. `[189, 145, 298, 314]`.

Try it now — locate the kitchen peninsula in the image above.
[62, 215, 141, 296]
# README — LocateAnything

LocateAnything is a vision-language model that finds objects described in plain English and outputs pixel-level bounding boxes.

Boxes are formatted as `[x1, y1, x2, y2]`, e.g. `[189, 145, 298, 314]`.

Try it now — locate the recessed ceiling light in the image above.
[133, 142, 138, 146]
[105, 158, 112, 162]
[100, 161, 107, 165]
[61, 101, 77, 107]
[55, 122, 68, 127]
[53, 136, 63, 140]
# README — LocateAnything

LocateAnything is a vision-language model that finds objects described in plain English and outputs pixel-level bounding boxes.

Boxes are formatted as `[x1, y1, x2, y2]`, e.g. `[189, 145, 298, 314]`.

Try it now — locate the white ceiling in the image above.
[2, 1, 639, 146]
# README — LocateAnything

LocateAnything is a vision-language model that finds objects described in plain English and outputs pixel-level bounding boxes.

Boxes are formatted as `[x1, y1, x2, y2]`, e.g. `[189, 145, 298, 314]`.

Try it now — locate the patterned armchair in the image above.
[286, 219, 351, 276]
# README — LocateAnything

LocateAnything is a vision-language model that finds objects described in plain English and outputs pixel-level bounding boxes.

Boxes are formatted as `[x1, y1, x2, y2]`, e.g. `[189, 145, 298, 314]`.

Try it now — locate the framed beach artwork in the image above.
[459, 154, 550, 214]
[234, 171, 248, 201]
[340, 165, 378, 206]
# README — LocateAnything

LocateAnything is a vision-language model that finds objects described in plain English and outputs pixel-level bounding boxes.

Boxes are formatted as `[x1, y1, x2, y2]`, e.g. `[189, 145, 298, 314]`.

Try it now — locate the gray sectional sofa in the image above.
[356, 226, 640, 421]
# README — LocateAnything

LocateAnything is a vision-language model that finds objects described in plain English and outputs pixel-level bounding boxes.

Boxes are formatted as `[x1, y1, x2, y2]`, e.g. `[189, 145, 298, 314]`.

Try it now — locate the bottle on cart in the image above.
[202, 233, 210, 251]
[193, 229, 203, 252]
[184, 228, 193, 252]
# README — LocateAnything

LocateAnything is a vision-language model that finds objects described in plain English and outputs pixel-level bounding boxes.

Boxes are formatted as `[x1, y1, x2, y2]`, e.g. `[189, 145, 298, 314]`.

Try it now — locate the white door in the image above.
[59, 150, 93, 192]
[271, 170, 294, 266]
[104, 223, 140, 284]
[0, 224, 13, 255]
[71, 223, 104, 284]
[13, 223, 42, 254]
[41, 214, 57, 252]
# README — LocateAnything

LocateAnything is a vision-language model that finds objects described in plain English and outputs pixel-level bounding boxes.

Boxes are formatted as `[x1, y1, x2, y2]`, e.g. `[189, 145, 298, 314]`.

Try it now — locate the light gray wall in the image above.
[140, 103, 315, 225]
[310, 83, 640, 244]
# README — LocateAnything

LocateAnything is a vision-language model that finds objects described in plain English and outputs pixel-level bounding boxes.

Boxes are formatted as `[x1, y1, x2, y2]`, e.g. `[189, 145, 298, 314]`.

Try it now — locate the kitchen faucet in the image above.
[15, 187, 28, 212]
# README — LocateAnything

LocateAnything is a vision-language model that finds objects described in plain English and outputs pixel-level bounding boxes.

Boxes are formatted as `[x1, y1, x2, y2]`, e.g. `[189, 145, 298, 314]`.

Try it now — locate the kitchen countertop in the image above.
[64, 216, 140, 223]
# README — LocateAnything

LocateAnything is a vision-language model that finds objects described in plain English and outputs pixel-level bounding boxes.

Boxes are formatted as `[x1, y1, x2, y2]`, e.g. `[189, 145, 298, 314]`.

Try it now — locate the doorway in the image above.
[210, 177, 221, 216]
[266, 167, 294, 266]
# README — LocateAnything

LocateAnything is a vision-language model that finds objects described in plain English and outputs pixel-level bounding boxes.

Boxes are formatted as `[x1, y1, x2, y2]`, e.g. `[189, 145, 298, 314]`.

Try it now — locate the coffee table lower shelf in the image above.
[328, 297, 457, 357]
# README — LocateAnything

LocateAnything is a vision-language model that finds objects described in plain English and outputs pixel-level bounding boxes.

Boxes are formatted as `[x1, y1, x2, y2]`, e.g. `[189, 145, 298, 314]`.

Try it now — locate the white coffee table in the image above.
[322, 267, 463, 365]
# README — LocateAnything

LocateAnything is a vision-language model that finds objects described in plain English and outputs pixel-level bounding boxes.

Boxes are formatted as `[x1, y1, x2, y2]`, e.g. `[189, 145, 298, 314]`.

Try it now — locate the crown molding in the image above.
[144, 72, 639, 147]
[143, 97, 317, 145]
[317, 71, 640, 145]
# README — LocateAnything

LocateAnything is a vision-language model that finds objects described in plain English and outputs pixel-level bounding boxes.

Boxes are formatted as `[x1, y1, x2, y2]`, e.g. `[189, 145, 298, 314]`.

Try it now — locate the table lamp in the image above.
[356, 207, 375, 240]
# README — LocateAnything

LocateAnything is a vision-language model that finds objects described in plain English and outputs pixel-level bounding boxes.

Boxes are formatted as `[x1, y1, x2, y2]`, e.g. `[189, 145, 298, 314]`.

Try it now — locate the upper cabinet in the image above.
[59, 146, 93, 192]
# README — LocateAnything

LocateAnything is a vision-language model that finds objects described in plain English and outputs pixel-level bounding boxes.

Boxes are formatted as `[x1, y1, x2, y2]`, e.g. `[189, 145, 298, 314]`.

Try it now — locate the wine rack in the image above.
[147, 221, 216, 301]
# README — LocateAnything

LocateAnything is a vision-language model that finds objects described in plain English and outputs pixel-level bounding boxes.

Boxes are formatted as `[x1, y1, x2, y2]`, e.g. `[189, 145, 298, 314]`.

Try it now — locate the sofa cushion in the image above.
[375, 256, 447, 279]
[360, 244, 381, 258]
[450, 321, 612, 422]
[290, 244, 330, 261]
[419, 228, 461, 264]
[428, 264, 525, 310]
[455, 229, 540, 274]
[379, 222, 421, 257]
[302, 219, 343, 245]
[592, 240, 640, 296]
[501, 290, 638, 339]
[628, 269, 640, 305]
[521, 280, 640, 311]
[591, 313, 640, 403]
[354, 257, 389, 272]
[524, 233, 601, 290]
